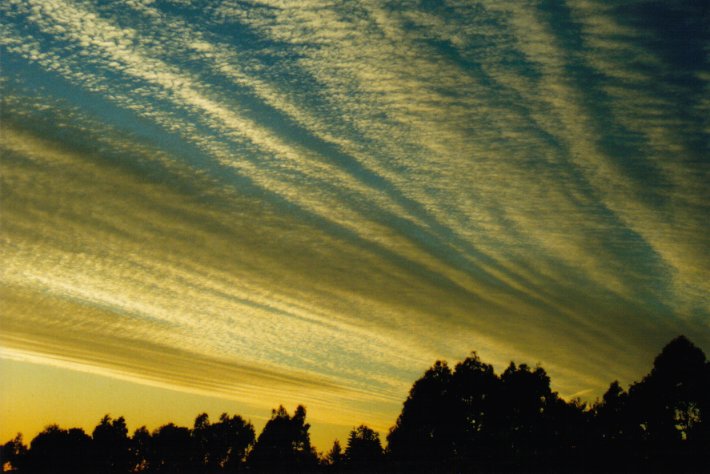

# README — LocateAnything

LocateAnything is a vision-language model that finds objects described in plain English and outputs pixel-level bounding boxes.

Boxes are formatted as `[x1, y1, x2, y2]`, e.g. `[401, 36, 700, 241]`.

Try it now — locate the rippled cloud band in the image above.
[1, 0, 708, 439]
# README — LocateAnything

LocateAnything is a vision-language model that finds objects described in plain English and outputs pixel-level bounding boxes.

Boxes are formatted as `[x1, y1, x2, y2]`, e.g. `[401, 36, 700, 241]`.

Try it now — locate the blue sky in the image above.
[1, 0, 708, 446]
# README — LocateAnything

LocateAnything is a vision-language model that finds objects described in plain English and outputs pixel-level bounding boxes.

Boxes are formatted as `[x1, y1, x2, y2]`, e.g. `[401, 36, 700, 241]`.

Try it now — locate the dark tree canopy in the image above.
[387, 337, 709, 472]
[345, 425, 383, 471]
[130, 426, 152, 473]
[191, 412, 255, 472]
[325, 439, 344, 468]
[2, 335, 708, 473]
[386, 360, 454, 471]
[92, 414, 131, 474]
[621, 336, 710, 470]
[1, 434, 28, 472]
[247, 405, 318, 472]
[23, 425, 94, 474]
[150, 423, 192, 473]
[630, 335, 709, 441]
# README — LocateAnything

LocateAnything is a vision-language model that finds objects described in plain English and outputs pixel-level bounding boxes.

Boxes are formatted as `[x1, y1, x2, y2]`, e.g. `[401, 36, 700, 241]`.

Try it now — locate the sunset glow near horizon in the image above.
[1, 0, 708, 449]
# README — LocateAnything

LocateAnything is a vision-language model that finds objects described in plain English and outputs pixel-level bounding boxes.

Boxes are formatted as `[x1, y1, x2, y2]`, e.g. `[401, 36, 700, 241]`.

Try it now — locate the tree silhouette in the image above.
[1, 433, 28, 472]
[590, 380, 640, 471]
[595, 381, 632, 441]
[247, 405, 318, 472]
[630, 336, 708, 440]
[497, 362, 559, 469]
[192, 413, 212, 472]
[24, 425, 94, 473]
[150, 423, 192, 473]
[325, 439, 344, 470]
[92, 414, 131, 473]
[130, 426, 152, 473]
[626, 335, 710, 470]
[448, 353, 499, 470]
[386, 360, 454, 472]
[2, 335, 707, 473]
[344, 425, 383, 472]
[192, 412, 255, 472]
[388, 354, 592, 471]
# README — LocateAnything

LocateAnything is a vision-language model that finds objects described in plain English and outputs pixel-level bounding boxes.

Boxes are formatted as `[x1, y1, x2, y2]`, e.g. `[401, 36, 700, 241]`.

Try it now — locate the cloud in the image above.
[1, 0, 708, 441]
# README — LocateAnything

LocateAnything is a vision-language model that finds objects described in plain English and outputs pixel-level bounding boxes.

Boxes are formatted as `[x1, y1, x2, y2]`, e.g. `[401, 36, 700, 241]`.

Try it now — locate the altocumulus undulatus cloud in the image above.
[1, 0, 708, 445]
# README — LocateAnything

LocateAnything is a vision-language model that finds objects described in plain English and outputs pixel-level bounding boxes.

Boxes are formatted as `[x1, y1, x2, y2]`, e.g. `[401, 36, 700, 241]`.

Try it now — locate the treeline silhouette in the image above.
[2, 336, 708, 473]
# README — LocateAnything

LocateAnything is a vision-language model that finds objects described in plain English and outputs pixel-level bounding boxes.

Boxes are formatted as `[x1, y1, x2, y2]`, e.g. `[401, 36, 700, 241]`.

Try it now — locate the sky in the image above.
[1, 0, 708, 449]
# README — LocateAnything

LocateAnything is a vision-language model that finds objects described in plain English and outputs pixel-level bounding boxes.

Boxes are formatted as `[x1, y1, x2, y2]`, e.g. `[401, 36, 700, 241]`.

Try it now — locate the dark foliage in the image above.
[2, 336, 708, 473]
[589, 335, 710, 472]
[324, 439, 344, 469]
[386, 336, 709, 473]
[130, 426, 152, 473]
[247, 405, 318, 473]
[191, 412, 255, 472]
[23, 425, 94, 473]
[345, 425, 383, 471]
[92, 415, 131, 473]
[149, 423, 192, 473]
[1, 434, 28, 472]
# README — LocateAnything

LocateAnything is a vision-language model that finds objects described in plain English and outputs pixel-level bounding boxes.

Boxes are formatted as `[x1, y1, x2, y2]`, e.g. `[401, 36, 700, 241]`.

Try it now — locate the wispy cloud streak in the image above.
[1, 0, 708, 440]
